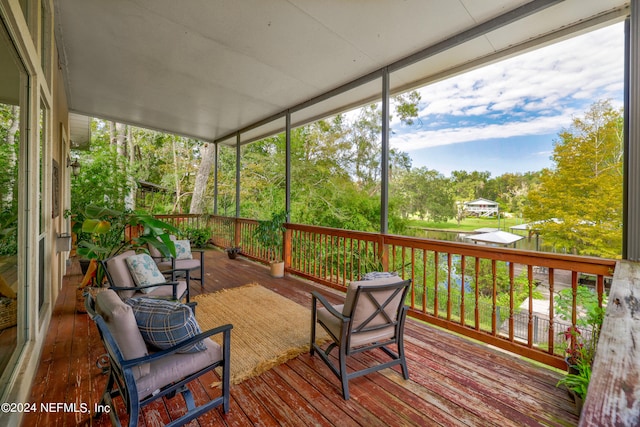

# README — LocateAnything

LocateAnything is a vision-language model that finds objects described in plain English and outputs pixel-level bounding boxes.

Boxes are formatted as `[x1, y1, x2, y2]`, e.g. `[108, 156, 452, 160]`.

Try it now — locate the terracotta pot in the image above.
[76, 288, 87, 313]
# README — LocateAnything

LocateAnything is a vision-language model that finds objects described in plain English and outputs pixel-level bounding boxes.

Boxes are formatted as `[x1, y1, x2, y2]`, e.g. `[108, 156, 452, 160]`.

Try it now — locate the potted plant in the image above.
[253, 210, 287, 277]
[225, 246, 241, 259]
[554, 285, 605, 412]
[555, 286, 605, 371]
[556, 357, 591, 414]
[74, 206, 179, 310]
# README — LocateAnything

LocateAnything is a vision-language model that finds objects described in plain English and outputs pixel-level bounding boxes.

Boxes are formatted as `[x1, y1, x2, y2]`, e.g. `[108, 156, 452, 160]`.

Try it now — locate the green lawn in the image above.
[407, 216, 527, 232]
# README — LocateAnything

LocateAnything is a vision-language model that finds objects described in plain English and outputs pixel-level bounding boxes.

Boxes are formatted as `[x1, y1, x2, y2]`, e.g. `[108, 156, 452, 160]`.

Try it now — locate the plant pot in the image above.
[568, 390, 584, 414]
[79, 258, 91, 276]
[76, 288, 88, 313]
[76, 286, 107, 313]
[565, 357, 579, 375]
[270, 261, 285, 278]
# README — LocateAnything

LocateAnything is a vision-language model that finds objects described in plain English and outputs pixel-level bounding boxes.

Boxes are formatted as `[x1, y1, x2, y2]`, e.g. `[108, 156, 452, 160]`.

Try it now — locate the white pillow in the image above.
[125, 253, 165, 294]
[175, 240, 193, 260]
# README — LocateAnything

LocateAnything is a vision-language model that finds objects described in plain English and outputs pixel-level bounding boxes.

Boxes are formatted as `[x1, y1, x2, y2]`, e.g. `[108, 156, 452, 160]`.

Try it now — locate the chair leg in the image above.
[310, 302, 317, 356]
[399, 342, 409, 380]
[398, 309, 409, 380]
[222, 328, 231, 414]
[339, 347, 350, 400]
[200, 257, 204, 289]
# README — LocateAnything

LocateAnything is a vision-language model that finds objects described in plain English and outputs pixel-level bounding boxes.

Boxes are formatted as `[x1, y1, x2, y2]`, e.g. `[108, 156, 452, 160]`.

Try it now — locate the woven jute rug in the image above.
[194, 283, 329, 385]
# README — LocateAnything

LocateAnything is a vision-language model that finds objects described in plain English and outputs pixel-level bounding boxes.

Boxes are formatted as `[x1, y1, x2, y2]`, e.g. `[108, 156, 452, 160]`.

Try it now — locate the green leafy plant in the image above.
[75, 205, 179, 286]
[0, 209, 17, 256]
[253, 211, 287, 263]
[182, 226, 212, 248]
[555, 285, 605, 366]
[557, 358, 592, 401]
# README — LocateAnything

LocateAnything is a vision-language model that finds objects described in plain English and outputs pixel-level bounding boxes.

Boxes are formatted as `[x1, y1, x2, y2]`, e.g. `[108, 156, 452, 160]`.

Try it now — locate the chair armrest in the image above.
[109, 281, 180, 293]
[121, 323, 233, 368]
[311, 291, 347, 321]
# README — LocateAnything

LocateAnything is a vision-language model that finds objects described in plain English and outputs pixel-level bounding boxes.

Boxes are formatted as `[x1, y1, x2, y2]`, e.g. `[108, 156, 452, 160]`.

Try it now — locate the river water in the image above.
[410, 228, 556, 253]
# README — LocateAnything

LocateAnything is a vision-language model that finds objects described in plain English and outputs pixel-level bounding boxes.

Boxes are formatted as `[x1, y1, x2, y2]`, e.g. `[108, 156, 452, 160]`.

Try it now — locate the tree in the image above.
[524, 100, 623, 257]
[189, 143, 215, 214]
[393, 167, 454, 222]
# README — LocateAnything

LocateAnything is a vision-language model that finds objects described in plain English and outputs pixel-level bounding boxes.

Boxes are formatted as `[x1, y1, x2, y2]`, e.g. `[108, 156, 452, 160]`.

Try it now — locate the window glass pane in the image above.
[0, 20, 27, 392]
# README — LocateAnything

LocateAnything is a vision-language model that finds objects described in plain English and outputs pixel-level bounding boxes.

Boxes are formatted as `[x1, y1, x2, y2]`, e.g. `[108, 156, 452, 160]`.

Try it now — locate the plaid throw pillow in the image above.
[125, 298, 206, 353]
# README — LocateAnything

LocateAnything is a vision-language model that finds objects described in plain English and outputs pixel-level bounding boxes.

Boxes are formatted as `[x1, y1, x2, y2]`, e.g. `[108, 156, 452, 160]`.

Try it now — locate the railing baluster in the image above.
[446, 253, 452, 321]
[410, 247, 415, 308]
[548, 267, 556, 356]
[433, 252, 439, 318]
[474, 257, 480, 331]
[528, 264, 534, 347]
[509, 261, 515, 342]
[460, 255, 466, 327]
[181, 215, 615, 369]
[492, 259, 497, 335]
[421, 249, 427, 313]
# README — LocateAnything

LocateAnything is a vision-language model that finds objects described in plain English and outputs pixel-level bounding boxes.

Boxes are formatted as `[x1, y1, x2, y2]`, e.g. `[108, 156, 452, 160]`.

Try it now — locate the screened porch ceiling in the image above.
[54, 0, 628, 148]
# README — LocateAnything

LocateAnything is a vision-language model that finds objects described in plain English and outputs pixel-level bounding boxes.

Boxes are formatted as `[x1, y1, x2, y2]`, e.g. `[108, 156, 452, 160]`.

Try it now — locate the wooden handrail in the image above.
[579, 260, 640, 426]
[161, 214, 617, 370]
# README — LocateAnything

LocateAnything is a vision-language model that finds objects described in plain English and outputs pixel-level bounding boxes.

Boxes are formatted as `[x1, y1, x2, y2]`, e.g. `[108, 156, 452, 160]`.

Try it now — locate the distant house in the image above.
[464, 198, 499, 217]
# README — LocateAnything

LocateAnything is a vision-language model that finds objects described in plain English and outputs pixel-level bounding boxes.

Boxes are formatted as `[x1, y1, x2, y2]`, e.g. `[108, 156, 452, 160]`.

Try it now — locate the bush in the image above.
[183, 227, 212, 248]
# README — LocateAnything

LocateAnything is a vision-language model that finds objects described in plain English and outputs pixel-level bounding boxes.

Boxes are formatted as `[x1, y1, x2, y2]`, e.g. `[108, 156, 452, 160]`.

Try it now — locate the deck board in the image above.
[21, 249, 580, 427]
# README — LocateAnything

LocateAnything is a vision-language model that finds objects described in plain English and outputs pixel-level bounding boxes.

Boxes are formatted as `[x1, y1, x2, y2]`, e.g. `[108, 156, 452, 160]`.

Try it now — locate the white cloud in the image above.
[392, 22, 624, 152]
[392, 113, 574, 151]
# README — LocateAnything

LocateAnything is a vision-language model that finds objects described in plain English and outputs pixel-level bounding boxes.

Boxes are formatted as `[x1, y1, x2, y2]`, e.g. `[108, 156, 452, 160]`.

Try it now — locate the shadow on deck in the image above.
[21, 249, 579, 426]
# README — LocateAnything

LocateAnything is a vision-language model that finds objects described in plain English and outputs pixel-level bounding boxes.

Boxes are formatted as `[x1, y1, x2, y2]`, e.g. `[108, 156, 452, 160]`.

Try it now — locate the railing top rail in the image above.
[382, 234, 616, 276]
[286, 222, 383, 241]
[286, 222, 616, 276]
[157, 214, 616, 276]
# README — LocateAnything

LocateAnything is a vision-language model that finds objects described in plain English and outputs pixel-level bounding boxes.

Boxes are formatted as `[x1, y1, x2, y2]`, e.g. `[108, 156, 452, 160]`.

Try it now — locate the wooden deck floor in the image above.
[21, 249, 579, 427]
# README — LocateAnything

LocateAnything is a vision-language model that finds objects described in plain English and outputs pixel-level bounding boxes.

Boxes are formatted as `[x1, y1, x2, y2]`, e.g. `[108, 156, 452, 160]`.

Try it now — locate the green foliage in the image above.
[75, 205, 180, 285]
[524, 100, 623, 257]
[182, 226, 212, 248]
[71, 138, 128, 214]
[557, 359, 591, 400]
[0, 104, 20, 252]
[253, 211, 288, 262]
[393, 167, 455, 222]
[392, 91, 422, 126]
[463, 258, 530, 298]
[555, 285, 605, 366]
[0, 209, 17, 255]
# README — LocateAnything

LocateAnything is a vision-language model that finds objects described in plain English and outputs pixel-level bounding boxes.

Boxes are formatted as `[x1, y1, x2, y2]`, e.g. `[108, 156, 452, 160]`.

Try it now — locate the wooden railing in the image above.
[161, 214, 617, 369]
[579, 260, 640, 426]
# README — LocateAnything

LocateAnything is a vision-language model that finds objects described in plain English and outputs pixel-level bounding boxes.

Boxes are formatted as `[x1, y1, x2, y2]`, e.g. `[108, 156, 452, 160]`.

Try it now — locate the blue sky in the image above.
[389, 22, 625, 177]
